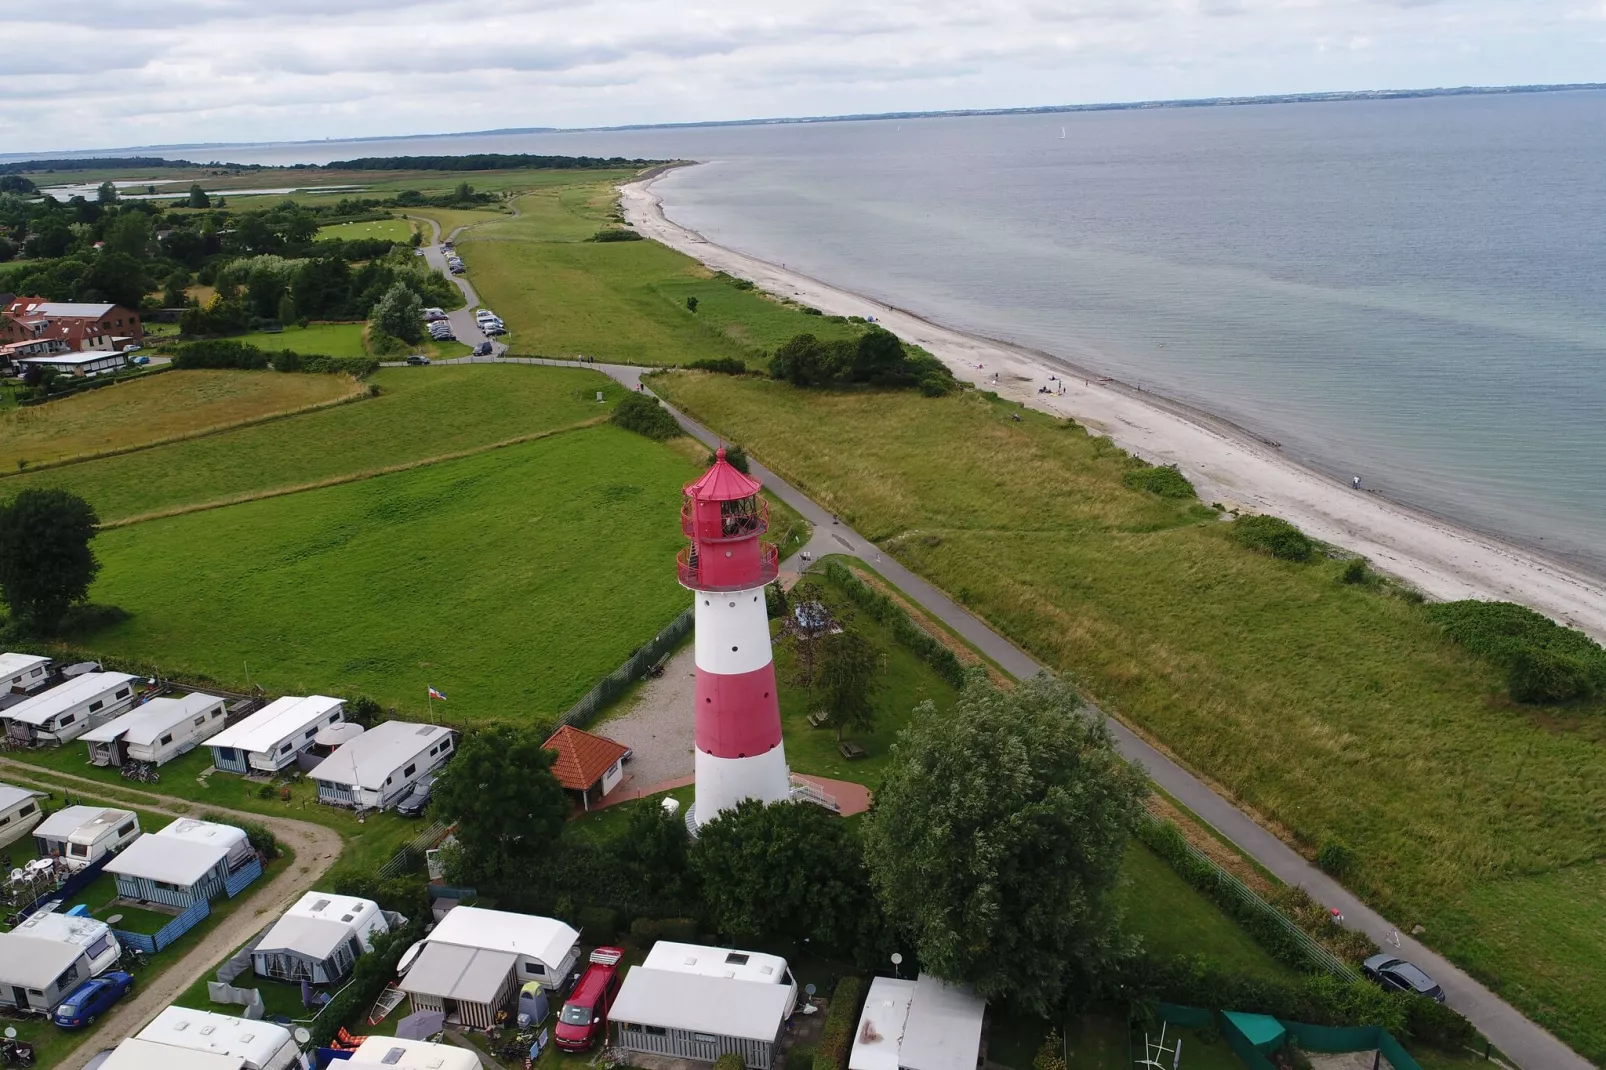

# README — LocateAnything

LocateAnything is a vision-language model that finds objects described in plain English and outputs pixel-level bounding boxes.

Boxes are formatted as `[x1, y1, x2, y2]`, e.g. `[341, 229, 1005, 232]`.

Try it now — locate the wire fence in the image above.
[1137, 813, 1361, 982]
[557, 607, 694, 730]
[376, 819, 454, 880]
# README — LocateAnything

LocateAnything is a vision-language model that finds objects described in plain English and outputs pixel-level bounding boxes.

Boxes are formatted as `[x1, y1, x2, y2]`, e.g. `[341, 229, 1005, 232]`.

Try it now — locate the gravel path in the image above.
[0, 759, 344, 1070]
[597, 643, 697, 792]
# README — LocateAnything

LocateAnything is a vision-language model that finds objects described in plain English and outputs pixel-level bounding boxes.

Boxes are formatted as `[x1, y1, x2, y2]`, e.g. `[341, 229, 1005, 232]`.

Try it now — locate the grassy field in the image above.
[317, 217, 415, 242]
[408, 207, 513, 239]
[0, 371, 360, 470]
[231, 322, 369, 359]
[647, 373, 1606, 1061]
[78, 424, 694, 719]
[3, 364, 623, 523]
[455, 179, 862, 365]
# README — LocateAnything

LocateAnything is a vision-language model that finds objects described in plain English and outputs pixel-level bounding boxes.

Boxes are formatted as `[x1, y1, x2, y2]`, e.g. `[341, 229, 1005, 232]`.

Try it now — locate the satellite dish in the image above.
[890, 953, 903, 965]
[4, 1027, 16, 1039]
[293, 1028, 311, 1045]
[805, 984, 817, 997]
[107, 914, 124, 925]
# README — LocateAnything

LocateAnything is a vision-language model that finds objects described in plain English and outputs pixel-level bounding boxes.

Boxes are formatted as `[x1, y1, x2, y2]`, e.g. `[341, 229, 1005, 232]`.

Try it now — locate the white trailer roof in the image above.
[641, 940, 790, 985]
[0, 652, 49, 680]
[426, 906, 578, 968]
[254, 915, 354, 961]
[347, 1036, 481, 1070]
[81, 693, 224, 746]
[100, 1038, 245, 1070]
[106, 833, 228, 886]
[137, 1007, 294, 1068]
[849, 977, 916, 1070]
[208, 695, 341, 753]
[0, 932, 84, 989]
[34, 805, 135, 841]
[611, 965, 794, 1043]
[896, 975, 987, 1070]
[309, 720, 452, 790]
[157, 817, 248, 852]
[3, 672, 137, 726]
[0, 781, 44, 811]
[13, 909, 112, 950]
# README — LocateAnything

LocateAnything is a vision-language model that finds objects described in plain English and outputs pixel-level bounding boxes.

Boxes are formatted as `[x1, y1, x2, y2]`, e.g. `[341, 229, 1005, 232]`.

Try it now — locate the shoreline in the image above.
[620, 171, 1606, 642]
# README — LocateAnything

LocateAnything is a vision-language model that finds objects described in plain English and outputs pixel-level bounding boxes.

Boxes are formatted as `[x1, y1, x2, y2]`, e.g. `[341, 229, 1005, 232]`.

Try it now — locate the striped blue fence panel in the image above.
[224, 855, 263, 898]
[112, 897, 210, 954]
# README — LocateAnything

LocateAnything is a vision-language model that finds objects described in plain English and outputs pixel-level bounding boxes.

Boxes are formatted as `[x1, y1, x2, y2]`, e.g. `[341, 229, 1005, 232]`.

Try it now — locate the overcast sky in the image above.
[3, 0, 1602, 155]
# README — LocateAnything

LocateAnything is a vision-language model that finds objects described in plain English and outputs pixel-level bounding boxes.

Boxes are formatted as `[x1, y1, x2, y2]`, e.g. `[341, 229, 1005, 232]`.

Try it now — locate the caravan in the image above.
[81, 693, 228, 767]
[0, 782, 45, 849]
[32, 805, 141, 870]
[2, 672, 139, 746]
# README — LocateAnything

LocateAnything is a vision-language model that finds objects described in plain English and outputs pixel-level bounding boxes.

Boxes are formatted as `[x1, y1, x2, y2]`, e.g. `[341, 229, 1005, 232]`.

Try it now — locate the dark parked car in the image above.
[1361, 954, 1444, 1003]
[474, 342, 493, 356]
[396, 774, 436, 817]
[52, 972, 134, 1028]
[405, 355, 431, 366]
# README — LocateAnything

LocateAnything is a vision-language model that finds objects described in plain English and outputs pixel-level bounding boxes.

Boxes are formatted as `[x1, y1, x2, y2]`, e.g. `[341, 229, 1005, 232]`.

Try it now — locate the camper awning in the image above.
[398, 943, 515, 1004]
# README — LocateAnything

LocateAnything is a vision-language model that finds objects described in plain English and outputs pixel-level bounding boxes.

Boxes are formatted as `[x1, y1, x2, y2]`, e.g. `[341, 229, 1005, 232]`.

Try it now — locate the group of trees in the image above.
[430, 674, 1147, 1014]
[768, 327, 958, 396]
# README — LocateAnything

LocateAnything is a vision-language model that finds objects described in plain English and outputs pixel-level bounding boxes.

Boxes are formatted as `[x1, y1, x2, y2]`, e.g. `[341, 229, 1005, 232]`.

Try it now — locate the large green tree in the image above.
[818, 627, 881, 742]
[691, 798, 873, 955]
[0, 488, 102, 634]
[430, 723, 570, 882]
[861, 676, 1148, 1016]
[371, 280, 423, 343]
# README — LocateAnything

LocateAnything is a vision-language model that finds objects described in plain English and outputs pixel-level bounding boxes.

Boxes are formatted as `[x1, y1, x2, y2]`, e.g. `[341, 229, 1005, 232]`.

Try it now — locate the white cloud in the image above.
[0, 0, 1594, 153]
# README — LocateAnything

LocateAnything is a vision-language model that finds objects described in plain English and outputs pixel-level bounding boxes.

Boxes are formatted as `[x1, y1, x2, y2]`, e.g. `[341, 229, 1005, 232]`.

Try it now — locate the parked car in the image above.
[405, 355, 431, 366]
[474, 342, 493, 356]
[131, 356, 150, 365]
[554, 948, 624, 1052]
[474, 310, 497, 323]
[121, 344, 142, 353]
[483, 324, 507, 336]
[52, 972, 134, 1028]
[1361, 954, 1444, 1003]
[396, 774, 437, 817]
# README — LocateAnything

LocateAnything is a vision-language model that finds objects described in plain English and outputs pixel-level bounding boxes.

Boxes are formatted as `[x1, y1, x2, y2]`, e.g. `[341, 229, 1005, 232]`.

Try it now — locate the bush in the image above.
[1340, 559, 1370, 585]
[1233, 514, 1316, 562]
[170, 339, 269, 370]
[686, 296, 699, 313]
[823, 560, 966, 688]
[612, 392, 682, 440]
[309, 921, 424, 1047]
[1122, 463, 1196, 499]
[590, 228, 644, 242]
[1405, 993, 1480, 1050]
[706, 444, 749, 474]
[687, 357, 747, 375]
[816, 976, 865, 1070]
[1315, 839, 1356, 878]
[1427, 600, 1606, 705]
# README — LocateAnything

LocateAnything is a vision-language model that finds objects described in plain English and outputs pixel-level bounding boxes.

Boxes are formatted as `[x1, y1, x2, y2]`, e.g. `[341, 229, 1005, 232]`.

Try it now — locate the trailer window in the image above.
[116, 688, 131, 699]
[70, 842, 89, 857]
[118, 821, 136, 837]
[194, 716, 206, 726]
[160, 734, 173, 746]
[19, 802, 35, 817]
[60, 713, 77, 726]
[404, 764, 416, 777]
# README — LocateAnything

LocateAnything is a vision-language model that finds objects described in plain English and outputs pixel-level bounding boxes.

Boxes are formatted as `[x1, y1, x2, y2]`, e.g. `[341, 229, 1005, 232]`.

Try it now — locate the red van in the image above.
[554, 947, 624, 1052]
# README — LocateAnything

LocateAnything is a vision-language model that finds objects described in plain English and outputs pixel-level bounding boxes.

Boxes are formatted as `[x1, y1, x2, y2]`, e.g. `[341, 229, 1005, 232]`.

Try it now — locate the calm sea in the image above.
[190, 93, 1606, 573]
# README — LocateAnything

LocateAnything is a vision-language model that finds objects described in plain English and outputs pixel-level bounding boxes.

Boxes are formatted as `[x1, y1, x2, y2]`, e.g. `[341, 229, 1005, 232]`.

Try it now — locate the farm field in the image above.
[648, 371, 1606, 1061]
[316, 217, 414, 242]
[0, 370, 360, 470]
[3, 364, 623, 523]
[231, 322, 369, 358]
[81, 423, 695, 719]
[456, 178, 862, 365]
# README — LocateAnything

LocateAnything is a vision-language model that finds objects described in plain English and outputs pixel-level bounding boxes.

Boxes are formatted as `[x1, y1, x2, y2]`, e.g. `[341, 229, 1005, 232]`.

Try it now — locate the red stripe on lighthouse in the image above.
[694, 662, 783, 759]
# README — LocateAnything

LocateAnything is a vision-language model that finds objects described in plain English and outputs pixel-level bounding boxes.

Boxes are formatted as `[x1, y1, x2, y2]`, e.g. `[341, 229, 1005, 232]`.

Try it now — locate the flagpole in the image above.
[427, 690, 434, 724]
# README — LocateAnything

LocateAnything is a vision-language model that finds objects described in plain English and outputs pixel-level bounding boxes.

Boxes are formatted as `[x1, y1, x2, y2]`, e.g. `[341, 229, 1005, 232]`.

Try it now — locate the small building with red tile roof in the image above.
[542, 725, 629, 811]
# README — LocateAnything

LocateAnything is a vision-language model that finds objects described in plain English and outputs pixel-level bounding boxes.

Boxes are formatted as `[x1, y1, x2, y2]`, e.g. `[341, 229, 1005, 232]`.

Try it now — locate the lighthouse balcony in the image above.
[681, 497, 770, 541]
[678, 542, 779, 591]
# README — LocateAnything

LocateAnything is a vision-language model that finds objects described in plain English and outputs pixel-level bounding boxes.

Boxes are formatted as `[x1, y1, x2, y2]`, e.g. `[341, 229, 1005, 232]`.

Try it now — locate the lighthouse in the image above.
[678, 447, 790, 828]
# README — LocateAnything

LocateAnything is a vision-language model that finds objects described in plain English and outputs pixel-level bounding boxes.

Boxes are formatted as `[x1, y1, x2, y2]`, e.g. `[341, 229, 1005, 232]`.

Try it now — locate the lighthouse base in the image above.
[692, 745, 791, 828]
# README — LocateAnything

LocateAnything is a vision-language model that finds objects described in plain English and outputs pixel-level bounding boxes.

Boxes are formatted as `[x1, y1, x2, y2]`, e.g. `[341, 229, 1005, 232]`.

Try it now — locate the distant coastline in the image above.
[4, 81, 1603, 163]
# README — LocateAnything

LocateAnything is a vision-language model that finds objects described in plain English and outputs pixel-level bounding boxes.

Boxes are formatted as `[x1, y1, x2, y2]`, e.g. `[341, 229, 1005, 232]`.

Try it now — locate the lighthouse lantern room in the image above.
[678, 447, 789, 828]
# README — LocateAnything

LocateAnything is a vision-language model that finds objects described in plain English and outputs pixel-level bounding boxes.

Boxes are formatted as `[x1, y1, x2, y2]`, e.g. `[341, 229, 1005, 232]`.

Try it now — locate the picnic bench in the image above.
[838, 741, 868, 760]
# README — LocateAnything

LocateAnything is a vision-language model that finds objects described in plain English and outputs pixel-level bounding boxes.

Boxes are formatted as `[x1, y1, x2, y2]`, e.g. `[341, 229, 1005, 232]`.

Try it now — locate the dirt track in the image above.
[0, 759, 343, 1070]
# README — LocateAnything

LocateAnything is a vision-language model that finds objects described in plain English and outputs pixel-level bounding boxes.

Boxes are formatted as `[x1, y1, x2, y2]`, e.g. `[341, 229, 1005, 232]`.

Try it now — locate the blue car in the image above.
[53, 972, 134, 1028]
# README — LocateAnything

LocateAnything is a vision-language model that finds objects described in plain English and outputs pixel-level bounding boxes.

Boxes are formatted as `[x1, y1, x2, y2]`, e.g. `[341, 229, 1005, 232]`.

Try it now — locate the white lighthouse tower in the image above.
[678, 447, 790, 828]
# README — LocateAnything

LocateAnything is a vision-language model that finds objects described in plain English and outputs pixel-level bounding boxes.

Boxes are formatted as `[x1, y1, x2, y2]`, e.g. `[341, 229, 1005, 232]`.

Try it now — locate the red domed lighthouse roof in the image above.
[684, 446, 762, 502]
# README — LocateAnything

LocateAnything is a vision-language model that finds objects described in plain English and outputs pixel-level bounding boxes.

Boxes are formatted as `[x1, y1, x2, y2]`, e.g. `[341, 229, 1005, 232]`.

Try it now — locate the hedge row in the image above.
[168, 338, 378, 376]
[814, 976, 865, 1070]
[821, 560, 967, 688]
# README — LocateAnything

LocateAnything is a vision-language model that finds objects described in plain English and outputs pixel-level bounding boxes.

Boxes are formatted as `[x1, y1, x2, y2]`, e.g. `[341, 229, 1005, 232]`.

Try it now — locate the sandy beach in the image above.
[621, 173, 1606, 642]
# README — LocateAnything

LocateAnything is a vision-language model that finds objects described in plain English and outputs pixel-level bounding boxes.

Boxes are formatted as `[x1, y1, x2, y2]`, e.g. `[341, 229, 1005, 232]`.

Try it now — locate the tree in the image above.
[691, 799, 874, 955]
[818, 627, 880, 742]
[703, 443, 749, 474]
[0, 488, 102, 634]
[861, 676, 1149, 1016]
[430, 724, 570, 883]
[615, 800, 693, 905]
[852, 326, 906, 382]
[162, 269, 190, 308]
[453, 181, 474, 202]
[769, 332, 824, 385]
[187, 184, 210, 209]
[371, 280, 423, 343]
[96, 180, 118, 205]
[277, 291, 298, 327]
[104, 212, 154, 259]
[77, 251, 147, 311]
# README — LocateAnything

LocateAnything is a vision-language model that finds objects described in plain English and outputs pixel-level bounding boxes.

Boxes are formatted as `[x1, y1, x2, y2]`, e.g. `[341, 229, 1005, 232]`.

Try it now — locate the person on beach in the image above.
[1352, 476, 1361, 490]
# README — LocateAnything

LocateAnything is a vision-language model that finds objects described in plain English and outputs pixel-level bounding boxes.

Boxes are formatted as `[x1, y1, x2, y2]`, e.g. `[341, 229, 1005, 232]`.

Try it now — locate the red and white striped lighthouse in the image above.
[678, 447, 789, 828]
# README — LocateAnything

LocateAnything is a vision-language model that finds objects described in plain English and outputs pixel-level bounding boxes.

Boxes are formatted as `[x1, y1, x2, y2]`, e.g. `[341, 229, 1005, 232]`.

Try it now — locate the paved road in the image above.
[0, 760, 344, 1070]
[412, 354, 1582, 1069]
[410, 216, 506, 357]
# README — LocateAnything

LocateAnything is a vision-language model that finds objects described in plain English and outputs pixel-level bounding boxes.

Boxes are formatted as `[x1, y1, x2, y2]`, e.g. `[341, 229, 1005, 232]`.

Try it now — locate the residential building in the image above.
[32, 805, 141, 869]
[609, 942, 798, 1069]
[207, 695, 344, 773]
[849, 975, 987, 1070]
[136, 1007, 303, 1070]
[251, 890, 390, 984]
[1, 296, 144, 351]
[308, 720, 454, 810]
[543, 725, 628, 811]
[81, 692, 228, 768]
[398, 907, 580, 1027]
[0, 782, 45, 849]
[2, 671, 139, 746]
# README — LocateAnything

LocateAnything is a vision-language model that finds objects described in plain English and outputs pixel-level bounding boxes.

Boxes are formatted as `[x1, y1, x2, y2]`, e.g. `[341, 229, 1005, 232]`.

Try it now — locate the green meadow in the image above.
[231, 321, 370, 358]
[316, 217, 416, 242]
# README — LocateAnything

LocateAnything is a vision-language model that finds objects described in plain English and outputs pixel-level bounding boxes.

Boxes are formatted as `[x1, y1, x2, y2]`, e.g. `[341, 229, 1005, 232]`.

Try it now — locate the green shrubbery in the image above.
[1122, 462, 1196, 499]
[687, 356, 747, 375]
[823, 559, 967, 688]
[590, 228, 645, 242]
[768, 328, 957, 396]
[168, 339, 377, 376]
[611, 392, 682, 440]
[1233, 514, 1316, 562]
[1315, 839, 1356, 878]
[815, 976, 865, 1070]
[1426, 600, 1606, 704]
[705, 443, 749, 473]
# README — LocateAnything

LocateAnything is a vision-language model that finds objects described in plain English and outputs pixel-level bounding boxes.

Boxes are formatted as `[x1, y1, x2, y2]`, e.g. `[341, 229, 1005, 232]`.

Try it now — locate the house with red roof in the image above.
[1, 296, 144, 356]
[542, 725, 630, 811]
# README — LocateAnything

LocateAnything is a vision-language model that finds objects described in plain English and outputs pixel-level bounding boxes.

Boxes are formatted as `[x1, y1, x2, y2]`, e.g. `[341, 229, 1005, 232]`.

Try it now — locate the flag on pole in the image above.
[428, 686, 447, 702]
